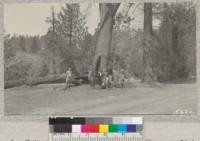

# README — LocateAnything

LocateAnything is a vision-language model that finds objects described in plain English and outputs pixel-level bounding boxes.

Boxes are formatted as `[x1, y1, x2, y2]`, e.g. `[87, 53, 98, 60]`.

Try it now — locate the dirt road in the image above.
[4, 82, 197, 115]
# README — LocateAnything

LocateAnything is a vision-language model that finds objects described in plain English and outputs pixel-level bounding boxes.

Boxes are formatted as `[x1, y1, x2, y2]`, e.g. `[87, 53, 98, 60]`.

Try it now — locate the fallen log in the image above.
[5, 79, 26, 89]
[5, 74, 89, 89]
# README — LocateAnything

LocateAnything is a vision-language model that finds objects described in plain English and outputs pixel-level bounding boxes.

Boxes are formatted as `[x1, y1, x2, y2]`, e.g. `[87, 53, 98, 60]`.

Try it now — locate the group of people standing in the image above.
[64, 67, 126, 90]
[88, 68, 126, 89]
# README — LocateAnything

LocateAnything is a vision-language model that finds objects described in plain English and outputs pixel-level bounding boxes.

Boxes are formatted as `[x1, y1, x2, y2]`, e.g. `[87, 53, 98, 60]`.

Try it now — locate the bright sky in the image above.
[4, 3, 159, 36]
[4, 3, 100, 36]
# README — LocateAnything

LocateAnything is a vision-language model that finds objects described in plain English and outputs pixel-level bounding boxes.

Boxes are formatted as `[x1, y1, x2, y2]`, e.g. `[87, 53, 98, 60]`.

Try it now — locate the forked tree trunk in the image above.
[92, 3, 120, 74]
[142, 3, 155, 83]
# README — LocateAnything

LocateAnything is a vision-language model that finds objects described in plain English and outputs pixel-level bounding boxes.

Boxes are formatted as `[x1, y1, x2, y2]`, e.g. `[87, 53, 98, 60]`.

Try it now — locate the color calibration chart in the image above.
[49, 117, 143, 141]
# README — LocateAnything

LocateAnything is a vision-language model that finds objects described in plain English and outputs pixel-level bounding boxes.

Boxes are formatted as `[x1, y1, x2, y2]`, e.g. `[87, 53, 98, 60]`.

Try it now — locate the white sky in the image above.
[4, 3, 159, 36]
[4, 3, 100, 36]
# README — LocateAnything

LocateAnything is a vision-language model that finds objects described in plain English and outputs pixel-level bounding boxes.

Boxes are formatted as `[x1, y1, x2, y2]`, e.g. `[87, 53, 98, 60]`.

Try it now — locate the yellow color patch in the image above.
[99, 124, 108, 133]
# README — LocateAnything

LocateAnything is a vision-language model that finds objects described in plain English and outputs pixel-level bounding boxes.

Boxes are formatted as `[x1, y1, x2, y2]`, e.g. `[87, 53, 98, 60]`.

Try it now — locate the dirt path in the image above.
[4, 82, 197, 115]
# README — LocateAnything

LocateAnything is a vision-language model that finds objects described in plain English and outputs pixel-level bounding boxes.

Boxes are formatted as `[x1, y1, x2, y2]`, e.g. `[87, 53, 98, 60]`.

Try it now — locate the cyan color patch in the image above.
[117, 124, 127, 132]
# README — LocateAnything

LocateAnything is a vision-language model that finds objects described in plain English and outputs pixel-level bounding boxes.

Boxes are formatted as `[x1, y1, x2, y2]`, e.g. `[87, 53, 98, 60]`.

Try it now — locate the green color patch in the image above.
[109, 124, 117, 132]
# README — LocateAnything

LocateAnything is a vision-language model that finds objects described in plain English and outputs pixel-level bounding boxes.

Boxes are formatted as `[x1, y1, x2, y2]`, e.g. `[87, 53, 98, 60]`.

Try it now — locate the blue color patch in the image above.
[127, 124, 136, 132]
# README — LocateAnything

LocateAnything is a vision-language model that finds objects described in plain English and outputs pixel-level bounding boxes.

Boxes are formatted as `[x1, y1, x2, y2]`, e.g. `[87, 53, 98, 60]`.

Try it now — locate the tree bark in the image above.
[67, 5, 76, 72]
[142, 3, 155, 83]
[170, 24, 179, 80]
[92, 3, 120, 74]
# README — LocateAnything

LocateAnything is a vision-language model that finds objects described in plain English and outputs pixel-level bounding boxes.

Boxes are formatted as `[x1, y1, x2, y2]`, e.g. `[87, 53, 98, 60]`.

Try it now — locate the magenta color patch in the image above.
[81, 125, 90, 132]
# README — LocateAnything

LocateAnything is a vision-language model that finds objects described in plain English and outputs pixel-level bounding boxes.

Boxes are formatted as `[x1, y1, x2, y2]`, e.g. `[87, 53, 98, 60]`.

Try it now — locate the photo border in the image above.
[0, 0, 199, 123]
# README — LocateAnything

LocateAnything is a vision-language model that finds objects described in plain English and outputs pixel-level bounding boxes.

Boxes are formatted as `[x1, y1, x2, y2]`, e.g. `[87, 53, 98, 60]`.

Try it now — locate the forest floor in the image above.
[4, 80, 197, 115]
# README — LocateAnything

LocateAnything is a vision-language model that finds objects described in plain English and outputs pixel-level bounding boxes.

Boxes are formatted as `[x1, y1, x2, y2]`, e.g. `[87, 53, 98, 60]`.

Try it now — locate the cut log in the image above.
[5, 79, 26, 89]
[5, 74, 89, 89]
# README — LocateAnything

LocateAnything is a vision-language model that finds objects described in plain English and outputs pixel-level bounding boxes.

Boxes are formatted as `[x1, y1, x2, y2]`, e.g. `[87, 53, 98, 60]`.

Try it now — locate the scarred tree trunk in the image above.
[92, 3, 120, 74]
[142, 3, 155, 83]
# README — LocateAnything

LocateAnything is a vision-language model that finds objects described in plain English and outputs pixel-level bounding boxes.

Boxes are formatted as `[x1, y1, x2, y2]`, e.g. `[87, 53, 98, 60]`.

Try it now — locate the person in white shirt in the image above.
[65, 67, 72, 89]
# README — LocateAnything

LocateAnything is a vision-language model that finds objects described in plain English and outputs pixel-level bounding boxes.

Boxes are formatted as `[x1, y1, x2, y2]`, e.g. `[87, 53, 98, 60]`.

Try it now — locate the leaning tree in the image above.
[92, 3, 157, 84]
[92, 3, 120, 74]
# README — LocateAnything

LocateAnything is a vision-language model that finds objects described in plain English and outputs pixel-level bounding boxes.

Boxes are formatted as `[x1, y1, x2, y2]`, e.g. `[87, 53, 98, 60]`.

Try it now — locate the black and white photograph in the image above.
[4, 2, 197, 115]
